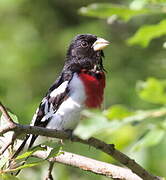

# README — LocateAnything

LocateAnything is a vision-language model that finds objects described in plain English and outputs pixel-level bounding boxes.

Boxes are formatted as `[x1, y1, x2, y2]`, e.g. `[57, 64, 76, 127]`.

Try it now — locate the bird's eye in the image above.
[81, 41, 88, 48]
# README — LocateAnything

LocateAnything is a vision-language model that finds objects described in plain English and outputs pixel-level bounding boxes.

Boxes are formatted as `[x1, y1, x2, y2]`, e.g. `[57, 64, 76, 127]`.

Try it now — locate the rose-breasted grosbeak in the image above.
[13, 34, 109, 157]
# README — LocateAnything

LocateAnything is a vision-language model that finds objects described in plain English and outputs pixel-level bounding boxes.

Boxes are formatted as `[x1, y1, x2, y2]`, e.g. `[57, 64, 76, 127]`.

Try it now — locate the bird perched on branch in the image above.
[13, 34, 110, 157]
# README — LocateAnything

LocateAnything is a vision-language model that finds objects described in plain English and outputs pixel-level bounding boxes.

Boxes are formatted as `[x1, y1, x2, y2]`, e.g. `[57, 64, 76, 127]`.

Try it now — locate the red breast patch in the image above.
[79, 70, 105, 108]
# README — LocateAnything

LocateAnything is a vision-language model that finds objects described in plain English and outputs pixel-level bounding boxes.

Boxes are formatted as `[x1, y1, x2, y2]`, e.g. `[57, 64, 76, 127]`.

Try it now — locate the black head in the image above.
[64, 34, 109, 72]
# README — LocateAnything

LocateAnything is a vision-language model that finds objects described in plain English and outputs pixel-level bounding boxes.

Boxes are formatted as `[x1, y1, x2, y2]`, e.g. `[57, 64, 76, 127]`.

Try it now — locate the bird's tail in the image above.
[11, 134, 30, 159]
[9, 135, 31, 176]
[10, 133, 39, 176]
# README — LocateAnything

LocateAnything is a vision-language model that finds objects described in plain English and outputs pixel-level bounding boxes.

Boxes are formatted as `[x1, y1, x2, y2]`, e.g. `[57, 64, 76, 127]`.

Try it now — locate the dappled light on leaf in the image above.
[136, 78, 166, 104]
[132, 127, 165, 151]
[104, 105, 134, 120]
[127, 19, 166, 47]
[79, 3, 152, 22]
[74, 110, 111, 139]
[99, 125, 138, 149]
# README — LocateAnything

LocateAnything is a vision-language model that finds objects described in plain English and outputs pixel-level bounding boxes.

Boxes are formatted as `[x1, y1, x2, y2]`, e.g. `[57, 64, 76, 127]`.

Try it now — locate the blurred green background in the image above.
[0, 0, 166, 179]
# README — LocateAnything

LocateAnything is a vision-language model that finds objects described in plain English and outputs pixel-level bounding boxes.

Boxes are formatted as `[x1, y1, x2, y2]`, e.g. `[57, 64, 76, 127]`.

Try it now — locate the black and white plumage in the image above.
[13, 34, 109, 155]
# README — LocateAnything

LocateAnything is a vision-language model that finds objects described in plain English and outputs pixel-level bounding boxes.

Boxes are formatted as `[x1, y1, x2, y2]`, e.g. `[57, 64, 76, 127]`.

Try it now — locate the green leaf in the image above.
[147, 0, 166, 2]
[6, 161, 44, 172]
[46, 145, 63, 159]
[136, 78, 166, 104]
[127, 19, 166, 47]
[132, 128, 165, 151]
[79, 3, 152, 22]
[16, 145, 46, 160]
[75, 110, 112, 139]
[42, 141, 63, 159]
[8, 112, 19, 123]
[42, 141, 61, 149]
[104, 105, 134, 120]
[0, 174, 20, 180]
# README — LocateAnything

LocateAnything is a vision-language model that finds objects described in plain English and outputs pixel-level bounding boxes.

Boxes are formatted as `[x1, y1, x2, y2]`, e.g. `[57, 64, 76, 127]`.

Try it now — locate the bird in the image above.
[12, 34, 110, 158]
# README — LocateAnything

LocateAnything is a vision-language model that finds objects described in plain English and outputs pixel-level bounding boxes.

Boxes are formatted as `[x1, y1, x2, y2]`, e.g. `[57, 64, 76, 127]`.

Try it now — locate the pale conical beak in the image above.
[92, 37, 110, 51]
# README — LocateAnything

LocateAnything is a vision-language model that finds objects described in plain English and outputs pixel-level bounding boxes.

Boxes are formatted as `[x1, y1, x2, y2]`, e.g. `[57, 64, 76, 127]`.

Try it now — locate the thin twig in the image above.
[45, 162, 54, 180]
[0, 102, 15, 124]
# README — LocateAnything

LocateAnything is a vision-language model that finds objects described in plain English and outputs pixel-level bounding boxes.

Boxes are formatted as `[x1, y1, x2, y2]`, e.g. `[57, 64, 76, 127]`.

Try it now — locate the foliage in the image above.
[79, 1, 166, 48]
[76, 78, 166, 150]
[127, 19, 166, 47]
[0, 0, 166, 179]
[79, 3, 154, 21]
[136, 78, 166, 104]
[0, 174, 19, 180]
[15, 145, 46, 160]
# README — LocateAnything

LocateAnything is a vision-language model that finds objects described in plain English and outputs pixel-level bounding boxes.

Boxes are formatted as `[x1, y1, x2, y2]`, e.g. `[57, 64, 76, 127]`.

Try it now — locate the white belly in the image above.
[46, 73, 86, 131]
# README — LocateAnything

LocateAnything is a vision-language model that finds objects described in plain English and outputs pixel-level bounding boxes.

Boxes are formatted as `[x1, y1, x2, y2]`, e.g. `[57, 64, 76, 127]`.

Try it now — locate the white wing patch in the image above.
[31, 81, 69, 126]
[50, 81, 68, 97]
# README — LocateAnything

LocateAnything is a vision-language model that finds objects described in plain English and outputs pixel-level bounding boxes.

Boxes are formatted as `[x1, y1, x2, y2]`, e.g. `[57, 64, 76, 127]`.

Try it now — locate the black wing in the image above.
[12, 71, 73, 158]
[29, 71, 73, 148]
[31, 70, 73, 126]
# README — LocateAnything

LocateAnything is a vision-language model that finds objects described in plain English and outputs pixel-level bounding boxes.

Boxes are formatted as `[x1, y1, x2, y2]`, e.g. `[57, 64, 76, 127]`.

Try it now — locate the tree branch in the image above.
[0, 102, 163, 180]
[34, 150, 142, 180]
[0, 102, 15, 124]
